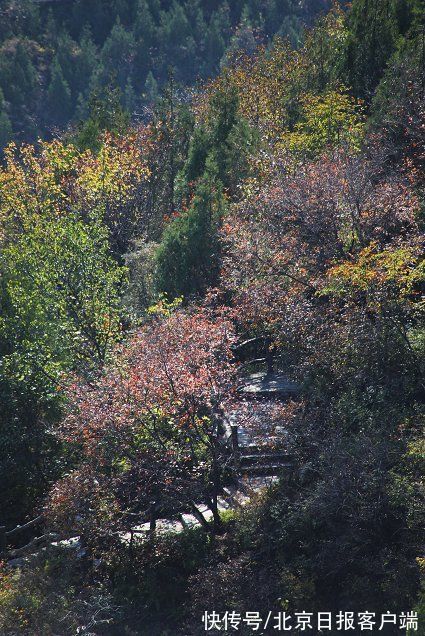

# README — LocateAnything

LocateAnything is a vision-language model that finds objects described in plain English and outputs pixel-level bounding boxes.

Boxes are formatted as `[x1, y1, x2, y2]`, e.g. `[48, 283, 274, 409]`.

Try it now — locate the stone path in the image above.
[8, 371, 298, 561]
[118, 476, 278, 544]
[238, 371, 300, 400]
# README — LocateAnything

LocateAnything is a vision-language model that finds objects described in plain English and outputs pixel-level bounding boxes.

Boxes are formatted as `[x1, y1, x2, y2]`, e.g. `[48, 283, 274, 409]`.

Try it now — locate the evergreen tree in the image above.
[202, 13, 226, 77]
[221, 9, 257, 67]
[344, 0, 419, 99]
[71, 0, 108, 43]
[75, 26, 98, 96]
[75, 84, 129, 151]
[134, 0, 157, 48]
[0, 41, 37, 109]
[56, 31, 77, 96]
[100, 19, 135, 91]
[185, 0, 206, 46]
[47, 58, 72, 127]
[155, 165, 225, 299]
[144, 70, 159, 103]
[183, 125, 211, 184]
[157, 1, 194, 79]
[124, 76, 137, 113]
[133, 0, 157, 86]
[0, 88, 12, 150]
[43, 9, 58, 46]
[208, 80, 254, 192]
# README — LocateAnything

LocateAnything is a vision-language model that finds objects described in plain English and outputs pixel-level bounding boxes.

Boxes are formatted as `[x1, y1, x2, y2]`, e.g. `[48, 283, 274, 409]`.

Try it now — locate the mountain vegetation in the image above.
[0, 0, 331, 145]
[0, 0, 423, 634]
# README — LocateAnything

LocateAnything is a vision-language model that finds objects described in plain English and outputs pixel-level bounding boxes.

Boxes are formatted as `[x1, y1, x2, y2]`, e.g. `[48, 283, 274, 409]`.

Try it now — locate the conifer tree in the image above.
[75, 26, 98, 96]
[47, 59, 72, 127]
[344, 0, 418, 98]
[0, 89, 12, 149]
[100, 19, 135, 91]
[124, 76, 137, 113]
[144, 70, 159, 103]
[155, 164, 225, 299]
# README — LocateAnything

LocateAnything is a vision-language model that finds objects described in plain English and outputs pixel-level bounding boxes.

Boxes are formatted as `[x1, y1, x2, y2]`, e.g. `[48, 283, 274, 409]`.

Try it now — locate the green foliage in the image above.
[0, 88, 12, 150]
[0, 0, 319, 142]
[143, 70, 159, 103]
[344, 0, 421, 98]
[287, 87, 365, 156]
[0, 551, 116, 635]
[156, 168, 226, 299]
[0, 209, 125, 524]
[47, 59, 72, 127]
[0, 2, 423, 633]
[1, 212, 125, 371]
[74, 85, 130, 151]
[154, 78, 255, 301]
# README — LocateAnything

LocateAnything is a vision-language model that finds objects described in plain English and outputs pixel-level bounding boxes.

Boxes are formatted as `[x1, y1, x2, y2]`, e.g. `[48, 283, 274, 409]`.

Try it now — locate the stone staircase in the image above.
[239, 444, 293, 477]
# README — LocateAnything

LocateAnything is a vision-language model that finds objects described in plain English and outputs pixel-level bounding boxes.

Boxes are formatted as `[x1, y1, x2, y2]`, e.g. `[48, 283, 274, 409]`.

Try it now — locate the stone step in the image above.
[240, 462, 293, 477]
[240, 444, 285, 455]
[240, 453, 291, 467]
[237, 372, 300, 400]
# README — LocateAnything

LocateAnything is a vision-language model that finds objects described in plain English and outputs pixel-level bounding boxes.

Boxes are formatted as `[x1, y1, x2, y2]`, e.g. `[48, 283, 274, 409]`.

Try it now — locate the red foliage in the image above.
[47, 307, 237, 537]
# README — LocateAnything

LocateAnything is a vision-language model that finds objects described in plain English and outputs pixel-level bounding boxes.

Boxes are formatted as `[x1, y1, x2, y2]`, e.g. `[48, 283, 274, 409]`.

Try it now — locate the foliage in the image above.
[0, 135, 150, 524]
[284, 86, 365, 157]
[46, 307, 237, 539]
[155, 168, 226, 300]
[0, 2, 423, 633]
[0, 0, 329, 143]
[0, 553, 117, 635]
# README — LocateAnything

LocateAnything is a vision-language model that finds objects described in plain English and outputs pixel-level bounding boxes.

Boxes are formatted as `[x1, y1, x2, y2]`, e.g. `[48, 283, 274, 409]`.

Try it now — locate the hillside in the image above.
[0, 0, 331, 145]
[0, 0, 423, 634]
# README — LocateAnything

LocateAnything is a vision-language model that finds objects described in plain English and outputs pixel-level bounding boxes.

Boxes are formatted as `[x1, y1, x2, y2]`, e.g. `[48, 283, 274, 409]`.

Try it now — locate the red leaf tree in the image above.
[47, 307, 237, 540]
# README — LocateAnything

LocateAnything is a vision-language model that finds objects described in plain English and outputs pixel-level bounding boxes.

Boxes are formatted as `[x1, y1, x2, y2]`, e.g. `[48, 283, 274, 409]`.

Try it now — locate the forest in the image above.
[0, 0, 331, 146]
[0, 0, 424, 634]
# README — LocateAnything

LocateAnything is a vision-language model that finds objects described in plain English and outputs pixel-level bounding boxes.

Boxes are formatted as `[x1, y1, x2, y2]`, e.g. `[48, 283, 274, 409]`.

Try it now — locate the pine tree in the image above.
[124, 76, 137, 113]
[100, 19, 135, 91]
[144, 71, 159, 103]
[202, 14, 226, 77]
[43, 9, 58, 46]
[6, 41, 37, 108]
[185, 0, 206, 46]
[0, 89, 12, 149]
[344, 0, 416, 98]
[221, 9, 257, 67]
[75, 85, 129, 151]
[134, 0, 157, 48]
[155, 166, 225, 299]
[47, 59, 72, 127]
[75, 26, 98, 96]
[56, 32, 77, 95]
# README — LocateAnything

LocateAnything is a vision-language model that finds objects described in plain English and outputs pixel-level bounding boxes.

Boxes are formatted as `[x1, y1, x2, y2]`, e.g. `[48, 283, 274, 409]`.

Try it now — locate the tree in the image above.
[144, 70, 158, 103]
[47, 58, 72, 127]
[99, 19, 135, 91]
[0, 88, 12, 149]
[74, 85, 129, 151]
[124, 76, 137, 114]
[370, 32, 425, 182]
[202, 14, 226, 77]
[344, 0, 421, 99]
[55, 31, 77, 95]
[156, 166, 226, 299]
[0, 193, 125, 525]
[47, 307, 237, 539]
[284, 86, 365, 158]
[223, 147, 420, 341]
[0, 40, 37, 139]
[73, 26, 98, 97]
